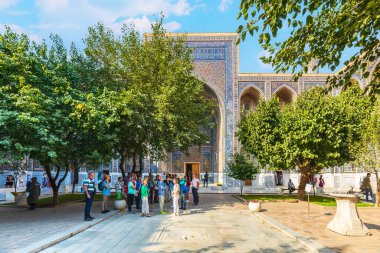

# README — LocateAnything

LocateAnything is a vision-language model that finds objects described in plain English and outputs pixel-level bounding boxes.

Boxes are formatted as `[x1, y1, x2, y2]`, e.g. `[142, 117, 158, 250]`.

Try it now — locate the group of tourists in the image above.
[82, 172, 201, 221]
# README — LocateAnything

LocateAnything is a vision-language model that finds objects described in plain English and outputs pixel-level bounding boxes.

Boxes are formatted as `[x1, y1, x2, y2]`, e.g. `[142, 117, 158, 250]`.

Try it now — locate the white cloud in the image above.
[36, 0, 69, 12]
[0, 0, 19, 10]
[257, 50, 273, 70]
[218, 0, 233, 12]
[111, 17, 181, 35]
[164, 21, 181, 32]
[30, 0, 190, 41]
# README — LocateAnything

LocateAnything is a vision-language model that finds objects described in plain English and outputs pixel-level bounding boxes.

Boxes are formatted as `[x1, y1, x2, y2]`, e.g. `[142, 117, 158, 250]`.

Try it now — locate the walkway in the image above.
[0, 199, 115, 253]
[41, 194, 312, 253]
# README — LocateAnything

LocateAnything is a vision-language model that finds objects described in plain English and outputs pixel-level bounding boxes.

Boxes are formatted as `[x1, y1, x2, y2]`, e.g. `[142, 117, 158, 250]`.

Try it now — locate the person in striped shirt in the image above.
[83, 172, 95, 221]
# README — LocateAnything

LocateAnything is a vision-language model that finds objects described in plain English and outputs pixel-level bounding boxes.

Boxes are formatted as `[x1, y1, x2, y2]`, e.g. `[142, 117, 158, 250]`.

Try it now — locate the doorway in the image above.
[184, 163, 200, 182]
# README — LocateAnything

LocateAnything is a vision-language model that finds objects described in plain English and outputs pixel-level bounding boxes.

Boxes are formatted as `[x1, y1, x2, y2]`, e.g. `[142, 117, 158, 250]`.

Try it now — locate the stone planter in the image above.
[248, 201, 261, 212]
[114, 199, 126, 210]
[11, 192, 27, 207]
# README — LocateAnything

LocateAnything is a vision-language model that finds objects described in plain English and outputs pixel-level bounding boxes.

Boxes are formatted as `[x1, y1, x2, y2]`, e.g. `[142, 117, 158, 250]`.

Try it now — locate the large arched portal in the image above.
[169, 83, 225, 184]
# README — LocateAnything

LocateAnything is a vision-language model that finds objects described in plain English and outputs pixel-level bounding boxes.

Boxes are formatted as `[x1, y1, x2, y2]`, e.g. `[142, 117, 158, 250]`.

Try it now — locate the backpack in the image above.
[180, 184, 189, 194]
[98, 181, 104, 191]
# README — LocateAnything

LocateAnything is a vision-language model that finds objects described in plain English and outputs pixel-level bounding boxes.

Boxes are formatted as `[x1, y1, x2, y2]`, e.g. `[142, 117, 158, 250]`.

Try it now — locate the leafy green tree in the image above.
[280, 87, 370, 198]
[228, 152, 259, 195]
[82, 19, 213, 177]
[356, 98, 380, 206]
[237, 0, 380, 95]
[0, 28, 113, 204]
[237, 99, 284, 170]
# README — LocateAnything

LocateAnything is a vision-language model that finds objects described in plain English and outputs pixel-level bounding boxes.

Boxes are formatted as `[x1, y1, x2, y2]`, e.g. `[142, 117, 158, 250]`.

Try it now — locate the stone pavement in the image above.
[0, 198, 116, 253]
[261, 201, 380, 253]
[40, 194, 314, 253]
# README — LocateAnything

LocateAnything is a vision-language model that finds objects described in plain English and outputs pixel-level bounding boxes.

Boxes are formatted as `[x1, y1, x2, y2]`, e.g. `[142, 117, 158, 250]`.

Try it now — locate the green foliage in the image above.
[228, 152, 259, 195]
[355, 98, 380, 189]
[228, 153, 258, 181]
[237, 99, 283, 170]
[237, 0, 380, 96]
[237, 86, 371, 198]
[80, 18, 213, 176]
[0, 17, 212, 202]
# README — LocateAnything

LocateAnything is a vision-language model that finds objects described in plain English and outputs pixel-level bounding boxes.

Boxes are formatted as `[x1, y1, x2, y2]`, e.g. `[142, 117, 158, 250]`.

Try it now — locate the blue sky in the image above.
[0, 0, 350, 73]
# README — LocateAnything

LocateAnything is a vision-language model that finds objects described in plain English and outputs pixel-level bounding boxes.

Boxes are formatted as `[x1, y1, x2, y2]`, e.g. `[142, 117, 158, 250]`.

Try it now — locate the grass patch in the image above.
[240, 194, 374, 207]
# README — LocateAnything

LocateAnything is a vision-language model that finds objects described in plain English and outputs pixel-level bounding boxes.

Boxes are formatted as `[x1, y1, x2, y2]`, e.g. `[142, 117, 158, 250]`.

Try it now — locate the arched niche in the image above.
[273, 86, 296, 104]
[240, 87, 263, 113]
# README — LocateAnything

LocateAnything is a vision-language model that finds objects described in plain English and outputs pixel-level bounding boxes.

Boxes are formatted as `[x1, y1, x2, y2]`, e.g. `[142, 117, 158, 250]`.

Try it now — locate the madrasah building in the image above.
[26, 33, 379, 192]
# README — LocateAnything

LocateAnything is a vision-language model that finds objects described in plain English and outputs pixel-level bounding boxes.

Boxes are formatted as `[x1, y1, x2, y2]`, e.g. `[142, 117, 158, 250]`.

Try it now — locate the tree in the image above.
[280, 87, 370, 199]
[237, 99, 284, 170]
[237, 0, 380, 95]
[0, 28, 113, 205]
[82, 19, 213, 177]
[228, 152, 259, 195]
[356, 98, 380, 207]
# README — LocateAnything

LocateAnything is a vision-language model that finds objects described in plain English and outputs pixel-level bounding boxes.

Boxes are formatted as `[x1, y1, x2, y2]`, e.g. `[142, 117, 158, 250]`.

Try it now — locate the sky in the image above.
[0, 0, 351, 73]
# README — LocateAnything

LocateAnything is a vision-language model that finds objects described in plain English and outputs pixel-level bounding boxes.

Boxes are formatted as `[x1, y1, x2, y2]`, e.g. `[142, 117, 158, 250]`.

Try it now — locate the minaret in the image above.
[308, 58, 319, 73]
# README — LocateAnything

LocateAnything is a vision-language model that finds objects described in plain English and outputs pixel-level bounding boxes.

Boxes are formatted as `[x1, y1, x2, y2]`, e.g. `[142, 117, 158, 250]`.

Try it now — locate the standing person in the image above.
[179, 176, 188, 210]
[141, 179, 151, 217]
[135, 176, 142, 210]
[185, 176, 191, 201]
[158, 176, 167, 214]
[127, 177, 136, 214]
[318, 175, 325, 193]
[115, 177, 124, 199]
[148, 176, 155, 204]
[288, 179, 296, 195]
[154, 175, 159, 203]
[361, 173, 375, 203]
[101, 175, 111, 214]
[191, 174, 200, 206]
[83, 172, 96, 221]
[172, 178, 180, 216]
[26, 177, 41, 210]
[168, 176, 174, 201]
[204, 172, 209, 188]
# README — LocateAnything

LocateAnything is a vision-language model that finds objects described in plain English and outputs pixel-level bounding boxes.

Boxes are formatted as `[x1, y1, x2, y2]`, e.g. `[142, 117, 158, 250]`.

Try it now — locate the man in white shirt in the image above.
[191, 174, 200, 206]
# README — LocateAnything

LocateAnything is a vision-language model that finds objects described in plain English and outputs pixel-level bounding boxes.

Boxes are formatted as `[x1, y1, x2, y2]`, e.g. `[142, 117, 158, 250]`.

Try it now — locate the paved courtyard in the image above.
[41, 194, 313, 253]
[0, 198, 116, 253]
[262, 201, 380, 253]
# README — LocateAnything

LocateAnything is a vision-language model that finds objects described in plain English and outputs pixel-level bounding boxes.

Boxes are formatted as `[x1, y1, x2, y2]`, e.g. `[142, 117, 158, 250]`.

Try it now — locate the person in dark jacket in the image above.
[27, 177, 41, 210]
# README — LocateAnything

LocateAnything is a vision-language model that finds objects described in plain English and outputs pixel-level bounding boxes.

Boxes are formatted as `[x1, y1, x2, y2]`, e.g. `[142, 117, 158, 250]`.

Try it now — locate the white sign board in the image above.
[305, 183, 312, 193]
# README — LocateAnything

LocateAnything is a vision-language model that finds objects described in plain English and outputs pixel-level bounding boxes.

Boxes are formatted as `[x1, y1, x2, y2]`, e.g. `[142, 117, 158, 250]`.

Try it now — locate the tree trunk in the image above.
[297, 166, 310, 200]
[119, 155, 126, 178]
[52, 186, 59, 206]
[45, 164, 70, 206]
[240, 180, 244, 196]
[71, 161, 79, 194]
[132, 155, 137, 173]
[139, 155, 143, 176]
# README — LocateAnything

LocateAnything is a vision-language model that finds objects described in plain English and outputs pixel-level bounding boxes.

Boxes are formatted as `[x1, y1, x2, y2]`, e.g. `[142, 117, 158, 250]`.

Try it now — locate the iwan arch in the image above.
[155, 33, 379, 190]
